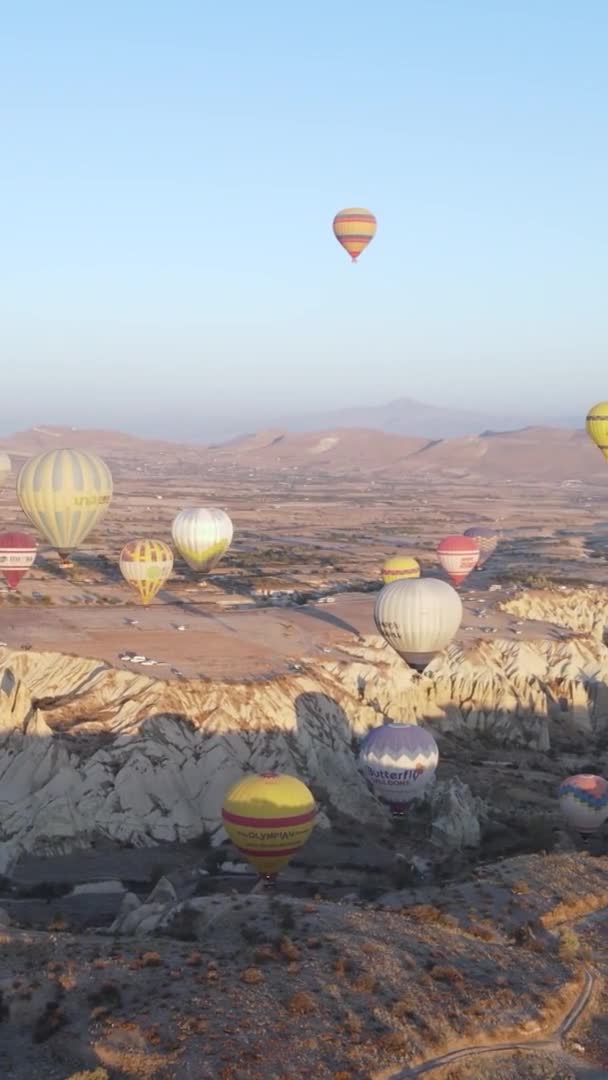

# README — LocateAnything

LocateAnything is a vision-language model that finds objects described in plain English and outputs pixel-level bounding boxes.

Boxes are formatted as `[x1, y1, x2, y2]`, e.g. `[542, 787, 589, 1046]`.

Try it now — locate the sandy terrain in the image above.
[0, 423, 603, 680]
[1, 425, 608, 1077]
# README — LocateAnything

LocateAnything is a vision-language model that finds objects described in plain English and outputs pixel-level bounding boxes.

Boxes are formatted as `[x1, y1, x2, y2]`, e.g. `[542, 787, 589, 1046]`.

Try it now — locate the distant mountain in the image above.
[0, 421, 599, 485]
[271, 397, 582, 439]
[207, 425, 603, 482]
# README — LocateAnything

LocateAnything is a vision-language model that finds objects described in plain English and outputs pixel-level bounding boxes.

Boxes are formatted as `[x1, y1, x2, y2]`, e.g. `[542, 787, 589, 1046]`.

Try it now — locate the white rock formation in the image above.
[430, 778, 484, 850]
[1, 588, 608, 873]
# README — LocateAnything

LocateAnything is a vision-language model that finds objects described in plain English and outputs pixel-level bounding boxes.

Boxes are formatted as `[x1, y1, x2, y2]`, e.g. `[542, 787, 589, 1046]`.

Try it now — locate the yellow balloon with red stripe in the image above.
[119, 538, 174, 604]
[222, 772, 316, 878]
[333, 207, 377, 262]
[382, 555, 420, 585]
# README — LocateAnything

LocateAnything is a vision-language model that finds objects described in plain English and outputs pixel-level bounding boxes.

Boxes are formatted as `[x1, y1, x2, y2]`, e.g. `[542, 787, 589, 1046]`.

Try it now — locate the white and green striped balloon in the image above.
[171, 507, 233, 573]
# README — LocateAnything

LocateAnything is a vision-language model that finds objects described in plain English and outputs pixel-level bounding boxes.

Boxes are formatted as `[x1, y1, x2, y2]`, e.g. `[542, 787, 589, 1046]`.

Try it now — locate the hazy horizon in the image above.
[3, 2, 607, 433]
[0, 391, 585, 443]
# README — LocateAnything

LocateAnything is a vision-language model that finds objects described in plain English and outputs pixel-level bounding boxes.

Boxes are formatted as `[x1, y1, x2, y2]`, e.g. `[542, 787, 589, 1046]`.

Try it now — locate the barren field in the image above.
[0, 427, 605, 679]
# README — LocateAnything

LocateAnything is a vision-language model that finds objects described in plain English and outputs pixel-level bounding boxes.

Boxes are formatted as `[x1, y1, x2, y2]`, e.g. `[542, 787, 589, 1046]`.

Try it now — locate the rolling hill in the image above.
[0, 423, 602, 484]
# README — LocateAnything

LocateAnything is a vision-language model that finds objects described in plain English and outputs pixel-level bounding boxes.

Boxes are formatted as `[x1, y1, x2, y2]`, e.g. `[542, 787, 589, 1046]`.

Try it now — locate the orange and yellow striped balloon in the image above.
[333, 207, 377, 262]
[222, 772, 316, 878]
[119, 538, 174, 604]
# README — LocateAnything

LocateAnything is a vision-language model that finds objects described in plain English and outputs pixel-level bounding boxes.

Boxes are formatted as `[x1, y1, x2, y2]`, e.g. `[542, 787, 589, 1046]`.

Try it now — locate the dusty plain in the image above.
[1, 425, 608, 1079]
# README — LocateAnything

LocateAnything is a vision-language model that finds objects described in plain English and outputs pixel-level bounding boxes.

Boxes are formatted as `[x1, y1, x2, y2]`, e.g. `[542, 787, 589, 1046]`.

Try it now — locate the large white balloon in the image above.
[374, 577, 463, 672]
[171, 507, 233, 573]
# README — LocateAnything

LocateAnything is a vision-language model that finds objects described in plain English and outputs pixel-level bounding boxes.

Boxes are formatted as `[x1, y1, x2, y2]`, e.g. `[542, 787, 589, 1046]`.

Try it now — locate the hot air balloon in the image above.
[374, 577, 463, 673]
[437, 535, 480, 585]
[222, 772, 316, 879]
[119, 539, 174, 604]
[359, 723, 438, 810]
[381, 555, 420, 585]
[558, 774, 608, 833]
[0, 453, 11, 490]
[333, 207, 376, 262]
[0, 531, 37, 589]
[171, 508, 233, 574]
[16, 448, 113, 566]
[463, 527, 498, 569]
[586, 402, 608, 461]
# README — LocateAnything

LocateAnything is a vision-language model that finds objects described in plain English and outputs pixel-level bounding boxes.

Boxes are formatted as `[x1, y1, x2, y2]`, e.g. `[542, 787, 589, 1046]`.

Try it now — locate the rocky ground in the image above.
[2, 852, 608, 1080]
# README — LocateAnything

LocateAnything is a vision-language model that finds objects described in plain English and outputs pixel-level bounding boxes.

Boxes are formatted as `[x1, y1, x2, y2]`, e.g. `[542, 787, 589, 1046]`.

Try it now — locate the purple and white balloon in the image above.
[558, 774, 608, 833]
[359, 722, 439, 808]
[463, 526, 498, 568]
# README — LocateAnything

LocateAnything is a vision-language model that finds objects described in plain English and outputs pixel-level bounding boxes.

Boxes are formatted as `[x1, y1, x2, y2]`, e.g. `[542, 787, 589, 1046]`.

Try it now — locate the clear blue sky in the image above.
[2, 1, 607, 437]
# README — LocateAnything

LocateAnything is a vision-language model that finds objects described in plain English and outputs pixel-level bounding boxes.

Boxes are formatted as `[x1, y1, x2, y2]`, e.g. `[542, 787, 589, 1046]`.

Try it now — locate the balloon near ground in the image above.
[359, 723, 439, 809]
[0, 453, 11, 489]
[16, 448, 113, 565]
[222, 772, 316, 878]
[0, 531, 37, 589]
[119, 539, 174, 604]
[437, 534, 480, 585]
[332, 207, 377, 262]
[586, 402, 608, 461]
[381, 555, 420, 585]
[558, 774, 608, 833]
[374, 577, 463, 673]
[171, 507, 233, 573]
[463, 526, 498, 568]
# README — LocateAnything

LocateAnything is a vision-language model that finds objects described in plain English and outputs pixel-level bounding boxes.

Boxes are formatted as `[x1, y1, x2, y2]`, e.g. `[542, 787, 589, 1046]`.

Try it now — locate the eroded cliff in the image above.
[1, 586, 608, 874]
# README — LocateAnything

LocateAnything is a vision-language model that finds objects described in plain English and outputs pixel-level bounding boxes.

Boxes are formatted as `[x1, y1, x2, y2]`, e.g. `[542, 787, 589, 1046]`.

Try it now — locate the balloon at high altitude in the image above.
[171, 508, 233, 573]
[437, 535, 480, 585]
[119, 539, 174, 604]
[222, 772, 316, 878]
[381, 555, 420, 585]
[0, 531, 37, 589]
[374, 577, 463, 673]
[359, 723, 438, 809]
[463, 527, 498, 569]
[333, 207, 377, 262]
[16, 448, 113, 565]
[558, 774, 608, 833]
[0, 453, 11, 489]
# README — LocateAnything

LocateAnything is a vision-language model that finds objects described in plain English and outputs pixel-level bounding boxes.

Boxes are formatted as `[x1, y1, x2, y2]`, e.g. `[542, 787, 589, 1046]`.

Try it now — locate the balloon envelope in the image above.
[222, 772, 316, 877]
[0, 453, 11, 490]
[374, 577, 463, 672]
[463, 527, 498, 568]
[333, 207, 376, 262]
[437, 535, 480, 585]
[0, 531, 37, 589]
[359, 723, 438, 807]
[17, 448, 113, 560]
[171, 507, 233, 573]
[586, 402, 608, 461]
[381, 555, 420, 585]
[119, 539, 174, 604]
[558, 774, 608, 832]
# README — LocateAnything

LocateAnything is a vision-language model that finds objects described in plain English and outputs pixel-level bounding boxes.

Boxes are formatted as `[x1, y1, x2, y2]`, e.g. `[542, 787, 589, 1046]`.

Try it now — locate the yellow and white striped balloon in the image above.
[17, 448, 113, 560]
[119, 539, 174, 604]
[171, 507, 233, 573]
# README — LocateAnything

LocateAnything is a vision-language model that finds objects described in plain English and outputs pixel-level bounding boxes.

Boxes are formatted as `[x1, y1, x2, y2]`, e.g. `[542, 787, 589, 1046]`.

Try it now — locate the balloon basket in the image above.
[59, 557, 74, 569]
[260, 874, 278, 889]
